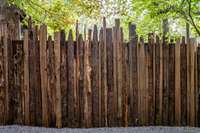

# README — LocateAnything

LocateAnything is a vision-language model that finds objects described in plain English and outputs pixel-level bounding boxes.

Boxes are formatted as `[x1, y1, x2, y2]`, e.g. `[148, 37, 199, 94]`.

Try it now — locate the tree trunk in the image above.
[186, 22, 190, 44]
[162, 19, 169, 43]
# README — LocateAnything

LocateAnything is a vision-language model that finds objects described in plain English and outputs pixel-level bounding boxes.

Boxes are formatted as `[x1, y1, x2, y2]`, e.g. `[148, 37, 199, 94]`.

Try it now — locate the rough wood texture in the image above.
[39, 25, 49, 127]
[175, 39, 181, 126]
[54, 32, 62, 128]
[23, 30, 30, 125]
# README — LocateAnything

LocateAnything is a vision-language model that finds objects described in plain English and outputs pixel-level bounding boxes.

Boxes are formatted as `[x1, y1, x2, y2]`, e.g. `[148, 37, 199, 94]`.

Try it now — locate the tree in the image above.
[129, 0, 200, 37]
[7, 0, 102, 31]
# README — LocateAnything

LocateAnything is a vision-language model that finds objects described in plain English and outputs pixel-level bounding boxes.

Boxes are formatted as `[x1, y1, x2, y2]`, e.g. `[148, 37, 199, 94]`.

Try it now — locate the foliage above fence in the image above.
[0, 18, 200, 128]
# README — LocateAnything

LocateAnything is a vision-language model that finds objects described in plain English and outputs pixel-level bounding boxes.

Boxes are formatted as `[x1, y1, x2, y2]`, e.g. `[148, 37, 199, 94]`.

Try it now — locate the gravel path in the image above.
[0, 126, 200, 133]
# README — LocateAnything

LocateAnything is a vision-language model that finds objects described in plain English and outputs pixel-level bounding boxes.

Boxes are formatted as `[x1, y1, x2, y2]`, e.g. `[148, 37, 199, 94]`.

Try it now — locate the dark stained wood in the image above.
[60, 31, 67, 127]
[155, 36, 163, 125]
[100, 23, 107, 126]
[197, 47, 200, 126]
[162, 42, 169, 125]
[180, 37, 187, 126]
[168, 43, 175, 126]
[78, 34, 85, 127]
[47, 35, 55, 127]
[23, 30, 30, 125]
[0, 37, 6, 124]
[175, 39, 181, 126]
[91, 25, 100, 127]
[67, 30, 76, 127]
[106, 28, 114, 127]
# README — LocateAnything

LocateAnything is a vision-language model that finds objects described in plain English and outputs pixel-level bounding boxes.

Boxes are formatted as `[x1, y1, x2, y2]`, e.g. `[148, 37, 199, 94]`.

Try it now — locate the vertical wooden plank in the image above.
[47, 35, 56, 127]
[197, 47, 200, 126]
[91, 25, 99, 127]
[162, 40, 169, 125]
[78, 34, 85, 127]
[122, 42, 128, 127]
[60, 31, 67, 127]
[106, 28, 114, 127]
[67, 30, 76, 127]
[175, 39, 181, 125]
[155, 36, 163, 125]
[138, 37, 146, 125]
[34, 27, 42, 126]
[147, 34, 155, 125]
[168, 43, 175, 126]
[180, 37, 187, 126]
[112, 25, 118, 127]
[23, 30, 30, 125]
[39, 25, 49, 127]
[83, 40, 92, 128]
[54, 32, 62, 128]
[128, 23, 138, 126]
[189, 38, 196, 126]
[115, 19, 122, 126]
[29, 27, 36, 126]
[0, 37, 6, 124]
[101, 17, 108, 127]
[75, 21, 80, 128]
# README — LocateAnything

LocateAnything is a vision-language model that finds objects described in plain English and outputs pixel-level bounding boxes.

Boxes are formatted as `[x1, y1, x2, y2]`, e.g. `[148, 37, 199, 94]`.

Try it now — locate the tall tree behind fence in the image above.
[0, 19, 199, 128]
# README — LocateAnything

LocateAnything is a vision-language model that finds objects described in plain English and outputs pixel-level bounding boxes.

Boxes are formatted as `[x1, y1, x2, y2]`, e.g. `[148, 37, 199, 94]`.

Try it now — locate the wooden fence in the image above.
[0, 18, 200, 128]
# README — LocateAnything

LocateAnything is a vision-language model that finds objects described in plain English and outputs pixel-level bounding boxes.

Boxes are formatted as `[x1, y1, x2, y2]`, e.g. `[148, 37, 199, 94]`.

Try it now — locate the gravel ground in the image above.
[0, 126, 200, 133]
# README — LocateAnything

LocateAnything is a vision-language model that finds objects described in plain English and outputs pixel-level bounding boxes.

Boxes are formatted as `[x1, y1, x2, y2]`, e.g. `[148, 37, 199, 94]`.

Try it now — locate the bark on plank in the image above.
[54, 32, 62, 128]
[39, 25, 49, 127]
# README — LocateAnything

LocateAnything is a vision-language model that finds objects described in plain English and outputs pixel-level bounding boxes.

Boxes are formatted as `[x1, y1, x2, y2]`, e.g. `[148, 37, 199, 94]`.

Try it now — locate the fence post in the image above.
[60, 31, 67, 127]
[39, 25, 49, 127]
[54, 32, 62, 128]
[91, 25, 100, 127]
[175, 38, 181, 125]
[23, 30, 30, 125]
[67, 30, 76, 127]
[180, 37, 187, 126]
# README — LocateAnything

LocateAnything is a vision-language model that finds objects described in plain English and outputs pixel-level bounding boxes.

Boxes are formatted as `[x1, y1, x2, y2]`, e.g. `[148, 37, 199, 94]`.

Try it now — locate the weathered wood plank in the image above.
[180, 37, 187, 126]
[60, 31, 67, 127]
[91, 25, 100, 127]
[34, 27, 42, 126]
[54, 32, 62, 128]
[175, 39, 181, 126]
[78, 34, 85, 127]
[155, 36, 163, 125]
[67, 30, 76, 127]
[197, 47, 200, 126]
[106, 28, 114, 127]
[162, 41, 169, 125]
[23, 30, 30, 125]
[47, 35, 55, 127]
[39, 25, 49, 127]
[128, 23, 138, 126]
[0, 37, 6, 124]
[168, 43, 175, 126]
